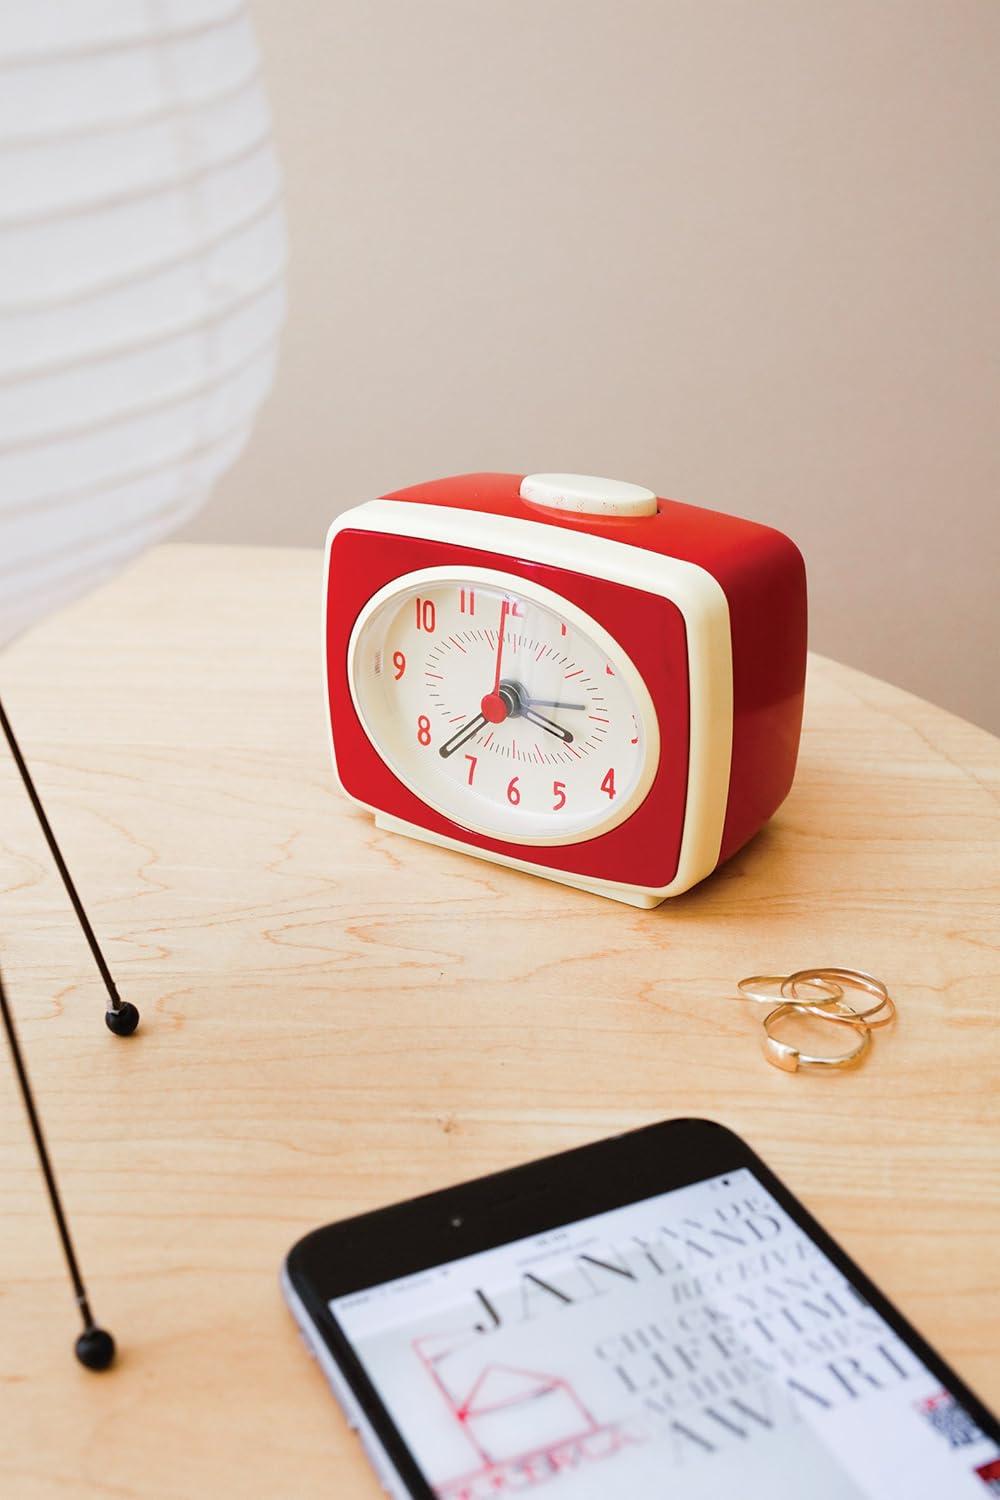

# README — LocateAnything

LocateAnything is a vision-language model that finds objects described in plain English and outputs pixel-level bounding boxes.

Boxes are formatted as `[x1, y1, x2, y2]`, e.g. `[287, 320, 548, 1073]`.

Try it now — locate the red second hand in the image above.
[481, 599, 510, 723]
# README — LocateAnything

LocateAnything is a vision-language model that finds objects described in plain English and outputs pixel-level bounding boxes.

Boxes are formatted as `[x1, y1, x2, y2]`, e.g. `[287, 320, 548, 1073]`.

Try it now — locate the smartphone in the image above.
[283, 1118, 999, 1499]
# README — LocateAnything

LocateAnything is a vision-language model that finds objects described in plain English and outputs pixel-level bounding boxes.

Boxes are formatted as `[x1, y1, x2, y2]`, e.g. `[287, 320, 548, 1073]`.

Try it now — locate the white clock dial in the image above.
[347, 566, 660, 845]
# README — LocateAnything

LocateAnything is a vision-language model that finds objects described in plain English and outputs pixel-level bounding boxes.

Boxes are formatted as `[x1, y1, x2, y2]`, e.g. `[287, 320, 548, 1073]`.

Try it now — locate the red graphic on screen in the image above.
[975, 1457, 1000, 1492]
[413, 1333, 634, 1497]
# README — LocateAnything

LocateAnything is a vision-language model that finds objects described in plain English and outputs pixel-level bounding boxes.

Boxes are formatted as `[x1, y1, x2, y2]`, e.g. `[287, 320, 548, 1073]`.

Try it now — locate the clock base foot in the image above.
[372, 813, 666, 908]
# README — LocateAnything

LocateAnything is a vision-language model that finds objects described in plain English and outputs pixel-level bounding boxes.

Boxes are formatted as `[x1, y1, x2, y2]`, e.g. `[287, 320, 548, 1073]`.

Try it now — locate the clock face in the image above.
[347, 566, 660, 845]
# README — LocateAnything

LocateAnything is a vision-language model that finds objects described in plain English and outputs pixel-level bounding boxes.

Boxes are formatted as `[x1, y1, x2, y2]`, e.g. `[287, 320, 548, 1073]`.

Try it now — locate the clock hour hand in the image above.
[523, 708, 574, 743]
[438, 713, 487, 758]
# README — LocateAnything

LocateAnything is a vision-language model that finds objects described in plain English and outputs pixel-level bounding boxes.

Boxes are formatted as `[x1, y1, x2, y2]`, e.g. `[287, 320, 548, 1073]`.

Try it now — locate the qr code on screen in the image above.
[916, 1391, 983, 1450]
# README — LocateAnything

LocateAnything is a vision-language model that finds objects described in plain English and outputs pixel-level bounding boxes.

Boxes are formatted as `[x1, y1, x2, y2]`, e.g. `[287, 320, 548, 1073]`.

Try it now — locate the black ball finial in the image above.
[75, 1326, 115, 1371]
[105, 1002, 140, 1037]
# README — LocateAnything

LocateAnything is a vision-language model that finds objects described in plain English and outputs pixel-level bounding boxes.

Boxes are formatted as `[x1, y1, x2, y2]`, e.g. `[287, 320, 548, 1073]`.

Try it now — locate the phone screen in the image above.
[329, 1168, 999, 1498]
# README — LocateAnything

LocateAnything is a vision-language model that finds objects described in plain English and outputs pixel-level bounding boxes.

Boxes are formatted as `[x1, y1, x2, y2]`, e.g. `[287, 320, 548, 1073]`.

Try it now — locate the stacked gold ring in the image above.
[737, 967, 896, 1072]
[782, 967, 896, 1029]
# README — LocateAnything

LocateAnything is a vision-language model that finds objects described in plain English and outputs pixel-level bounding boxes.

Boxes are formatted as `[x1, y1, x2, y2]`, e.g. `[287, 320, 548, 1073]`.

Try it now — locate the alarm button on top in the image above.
[519, 473, 658, 518]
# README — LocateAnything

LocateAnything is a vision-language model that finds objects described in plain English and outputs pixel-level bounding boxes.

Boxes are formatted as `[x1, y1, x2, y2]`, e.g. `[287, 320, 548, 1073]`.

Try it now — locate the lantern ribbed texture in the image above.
[0, 0, 286, 646]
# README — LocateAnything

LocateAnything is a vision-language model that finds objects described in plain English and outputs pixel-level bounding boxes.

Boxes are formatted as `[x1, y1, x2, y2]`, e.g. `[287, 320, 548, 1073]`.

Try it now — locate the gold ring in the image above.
[782, 967, 896, 1029]
[762, 1003, 872, 1073]
[738, 973, 844, 1008]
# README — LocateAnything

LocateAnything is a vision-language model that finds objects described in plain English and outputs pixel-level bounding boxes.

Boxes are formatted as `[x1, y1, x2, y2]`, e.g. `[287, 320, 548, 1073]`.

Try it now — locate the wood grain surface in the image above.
[1, 543, 997, 1498]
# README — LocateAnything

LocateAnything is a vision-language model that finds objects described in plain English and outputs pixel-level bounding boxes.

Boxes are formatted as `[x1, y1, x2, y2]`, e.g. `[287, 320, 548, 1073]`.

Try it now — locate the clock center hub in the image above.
[481, 681, 527, 723]
[480, 689, 511, 723]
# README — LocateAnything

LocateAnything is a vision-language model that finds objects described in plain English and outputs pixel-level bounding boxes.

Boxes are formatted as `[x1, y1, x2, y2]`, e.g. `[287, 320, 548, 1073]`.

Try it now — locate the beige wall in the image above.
[182, 0, 1000, 734]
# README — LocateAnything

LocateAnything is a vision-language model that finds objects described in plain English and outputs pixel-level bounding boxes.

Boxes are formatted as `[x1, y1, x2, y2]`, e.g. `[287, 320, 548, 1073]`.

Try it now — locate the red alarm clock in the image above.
[324, 473, 806, 907]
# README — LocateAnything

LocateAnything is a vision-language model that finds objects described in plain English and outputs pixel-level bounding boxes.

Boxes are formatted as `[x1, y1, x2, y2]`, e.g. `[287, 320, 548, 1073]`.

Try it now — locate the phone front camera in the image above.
[450, 1215, 464, 1229]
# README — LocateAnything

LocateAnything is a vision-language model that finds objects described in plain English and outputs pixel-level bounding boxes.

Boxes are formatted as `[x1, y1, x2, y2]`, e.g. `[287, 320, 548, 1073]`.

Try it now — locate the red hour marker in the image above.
[415, 597, 436, 632]
[464, 755, 477, 785]
[460, 588, 475, 614]
[600, 768, 617, 799]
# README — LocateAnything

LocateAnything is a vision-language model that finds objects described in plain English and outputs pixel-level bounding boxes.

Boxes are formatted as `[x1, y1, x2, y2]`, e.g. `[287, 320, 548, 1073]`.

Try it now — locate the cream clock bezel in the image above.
[346, 565, 661, 847]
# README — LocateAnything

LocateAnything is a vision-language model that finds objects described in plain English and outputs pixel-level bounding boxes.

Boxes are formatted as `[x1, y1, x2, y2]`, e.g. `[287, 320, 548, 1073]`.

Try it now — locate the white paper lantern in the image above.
[0, 0, 287, 647]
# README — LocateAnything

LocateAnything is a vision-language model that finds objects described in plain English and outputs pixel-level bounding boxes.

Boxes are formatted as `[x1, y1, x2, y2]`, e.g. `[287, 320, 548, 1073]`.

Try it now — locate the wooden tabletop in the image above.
[1, 542, 997, 1498]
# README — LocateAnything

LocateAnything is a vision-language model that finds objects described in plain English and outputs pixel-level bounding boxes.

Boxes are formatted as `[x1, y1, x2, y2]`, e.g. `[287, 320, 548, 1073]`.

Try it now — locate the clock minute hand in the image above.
[521, 699, 587, 711]
[523, 708, 574, 744]
[438, 713, 488, 758]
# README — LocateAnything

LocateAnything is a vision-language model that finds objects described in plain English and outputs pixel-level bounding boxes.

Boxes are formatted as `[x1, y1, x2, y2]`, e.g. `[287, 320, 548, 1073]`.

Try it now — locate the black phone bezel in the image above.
[285, 1116, 999, 1498]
